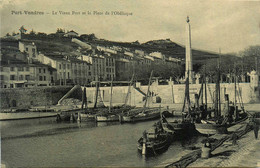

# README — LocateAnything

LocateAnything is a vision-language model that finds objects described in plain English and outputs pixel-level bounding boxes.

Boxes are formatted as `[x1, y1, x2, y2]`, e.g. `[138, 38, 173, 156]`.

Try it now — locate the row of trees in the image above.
[116, 62, 184, 84]
[198, 45, 260, 83]
[115, 45, 260, 84]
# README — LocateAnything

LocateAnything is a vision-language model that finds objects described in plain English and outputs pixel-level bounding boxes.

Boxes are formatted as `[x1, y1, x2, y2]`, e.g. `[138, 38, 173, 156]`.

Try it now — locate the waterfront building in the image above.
[0, 59, 56, 88]
[149, 52, 165, 64]
[38, 53, 92, 85]
[91, 50, 116, 81]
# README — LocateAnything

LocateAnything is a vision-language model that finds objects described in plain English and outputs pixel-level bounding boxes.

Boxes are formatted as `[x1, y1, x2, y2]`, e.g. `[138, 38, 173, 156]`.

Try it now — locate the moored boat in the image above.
[194, 65, 248, 135]
[122, 107, 161, 123]
[95, 114, 119, 122]
[137, 121, 172, 156]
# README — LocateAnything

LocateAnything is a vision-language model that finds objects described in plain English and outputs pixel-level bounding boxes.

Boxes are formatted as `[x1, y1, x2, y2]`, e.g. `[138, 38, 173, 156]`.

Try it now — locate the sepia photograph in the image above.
[0, 0, 260, 167]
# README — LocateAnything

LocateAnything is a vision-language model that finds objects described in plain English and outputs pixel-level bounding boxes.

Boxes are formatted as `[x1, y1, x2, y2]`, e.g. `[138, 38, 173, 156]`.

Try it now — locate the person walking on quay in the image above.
[253, 121, 259, 140]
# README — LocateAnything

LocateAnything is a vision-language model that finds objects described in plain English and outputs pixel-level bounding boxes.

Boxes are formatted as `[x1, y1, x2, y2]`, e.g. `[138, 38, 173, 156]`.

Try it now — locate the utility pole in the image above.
[218, 48, 221, 116]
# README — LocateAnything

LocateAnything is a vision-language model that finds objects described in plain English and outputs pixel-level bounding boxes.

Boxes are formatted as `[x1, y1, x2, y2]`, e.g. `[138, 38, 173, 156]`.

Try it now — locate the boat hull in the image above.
[96, 115, 119, 122]
[195, 123, 227, 135]
[122, 108, 161, 123]
[138, 134, 172, 156]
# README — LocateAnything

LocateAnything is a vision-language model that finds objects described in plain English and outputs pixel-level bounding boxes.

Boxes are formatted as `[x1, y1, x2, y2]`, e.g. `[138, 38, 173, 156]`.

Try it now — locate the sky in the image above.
[1, 0, 260, 54]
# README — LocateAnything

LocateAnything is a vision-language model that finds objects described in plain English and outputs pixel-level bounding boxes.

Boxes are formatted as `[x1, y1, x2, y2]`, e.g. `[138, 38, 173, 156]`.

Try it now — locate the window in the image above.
[88, 72, 91, 76]
[67, 64, 70, 69]
[39, 68, 41, 73]
[43, 69, 45, 73]
[10, 84, 14, 88]
[25, 75, 30, 80]
[39, 76, 43, 81]
[26, 67, 29, 71]
[0, 75, 4, 80]
[44, 76, 46, 81]
[59, 64, 61, 69]
[0, 67, 3, 72]
[32, 48, 36, 54]
[10, 75, 15, 80]
[18, 67, 23, 71]
[68, 72, 70, 79]
[26, 47, 28, 51]
[19, 75, 23, 80]
[50, 71, 53, 75]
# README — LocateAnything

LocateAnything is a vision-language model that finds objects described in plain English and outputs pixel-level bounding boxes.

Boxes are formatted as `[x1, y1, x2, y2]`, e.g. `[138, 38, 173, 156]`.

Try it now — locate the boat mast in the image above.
[81, 87, 87, 112]
[109, 77, 113, 113]
[124, 74, 134, 106]
[94, 79, 99, 109]
[144, 71, 153, 108]
[204, 64, 208, 112]
[214, 56, 221, 118]
[234, 64, 237, 120]
[218, 50, 221, 117]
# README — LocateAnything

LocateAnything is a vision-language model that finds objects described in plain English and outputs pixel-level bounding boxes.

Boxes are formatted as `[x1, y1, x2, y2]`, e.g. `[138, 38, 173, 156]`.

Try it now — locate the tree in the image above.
[240, 45, 260, 72]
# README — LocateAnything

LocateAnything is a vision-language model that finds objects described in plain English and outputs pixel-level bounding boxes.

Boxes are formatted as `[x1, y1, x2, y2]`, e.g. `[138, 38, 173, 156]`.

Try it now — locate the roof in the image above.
[0, 60, 57, 70]
[43, 53, 91, 64]
[19, 40, 36, 46]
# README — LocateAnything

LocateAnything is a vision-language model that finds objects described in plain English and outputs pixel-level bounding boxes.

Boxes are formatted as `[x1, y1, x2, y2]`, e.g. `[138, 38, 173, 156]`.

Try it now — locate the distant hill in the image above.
[1, 33, 220, 65]
[86, 38, 219, 64]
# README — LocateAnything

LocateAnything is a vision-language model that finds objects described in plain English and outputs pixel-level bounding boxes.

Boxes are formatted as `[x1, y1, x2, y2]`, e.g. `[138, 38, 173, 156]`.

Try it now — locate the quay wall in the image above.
[0, 86, 73, 109]
[84, 82, 260, 106]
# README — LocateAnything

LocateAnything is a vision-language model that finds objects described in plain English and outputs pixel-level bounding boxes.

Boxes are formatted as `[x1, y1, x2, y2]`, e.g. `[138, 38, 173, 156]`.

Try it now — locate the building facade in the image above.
[0, 62, 56, 88]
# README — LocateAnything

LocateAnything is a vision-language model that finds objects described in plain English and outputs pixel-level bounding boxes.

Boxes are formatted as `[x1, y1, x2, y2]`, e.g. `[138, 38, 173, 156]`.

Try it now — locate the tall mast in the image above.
[125, 74, 134, 106]
[109, 77, 113, 113]
[94, 80, 99, 108]
[218, 49, 221, 116]
[234, 64, 237, 120]
[214, 57, 220, 118]
[144, 71, 153, 108]
[204, 64, 207, 112]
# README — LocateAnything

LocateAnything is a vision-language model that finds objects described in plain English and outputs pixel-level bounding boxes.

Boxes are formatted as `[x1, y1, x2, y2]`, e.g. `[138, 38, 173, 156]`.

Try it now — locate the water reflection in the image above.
[1, 117, 203, 167]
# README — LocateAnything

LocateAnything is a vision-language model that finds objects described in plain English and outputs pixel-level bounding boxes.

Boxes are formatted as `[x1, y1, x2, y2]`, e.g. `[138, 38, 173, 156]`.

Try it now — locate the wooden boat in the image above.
[122, 71, 164, 123]
[194, 65, 248, 135]
[138, 121, 172, 156]
[195, 112, 248, 135]
[95, 77, 135, 122]
[161, 71, 196, 134]
[95, 114, 119, 122]
[123, 107, 161, 123]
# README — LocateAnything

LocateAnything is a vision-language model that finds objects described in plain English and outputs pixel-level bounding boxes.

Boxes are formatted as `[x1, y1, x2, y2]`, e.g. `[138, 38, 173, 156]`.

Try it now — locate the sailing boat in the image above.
[194, 63, 248, 135]
[161, 71, 196, 134]
[122, 71, 162, 123]
[95, 78, 134, 122]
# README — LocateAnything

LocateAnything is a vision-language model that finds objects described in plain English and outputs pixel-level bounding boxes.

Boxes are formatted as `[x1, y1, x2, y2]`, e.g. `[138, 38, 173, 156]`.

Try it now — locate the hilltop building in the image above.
[64, 30, 79, 38]
[19, 41, 38, 63]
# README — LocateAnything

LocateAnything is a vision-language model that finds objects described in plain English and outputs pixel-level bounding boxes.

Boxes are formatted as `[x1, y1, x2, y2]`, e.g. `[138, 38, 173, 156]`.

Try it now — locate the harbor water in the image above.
[1, 114, 203, 167]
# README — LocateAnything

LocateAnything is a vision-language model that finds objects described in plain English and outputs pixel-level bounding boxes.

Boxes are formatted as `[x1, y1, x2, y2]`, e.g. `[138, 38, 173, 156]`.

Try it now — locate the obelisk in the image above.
[185, 16, 194, 83]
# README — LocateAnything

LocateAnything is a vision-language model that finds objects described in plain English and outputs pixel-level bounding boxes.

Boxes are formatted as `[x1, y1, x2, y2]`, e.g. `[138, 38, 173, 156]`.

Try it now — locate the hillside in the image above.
[84, 38, 219, 64]
[1, 33, 220, 65]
